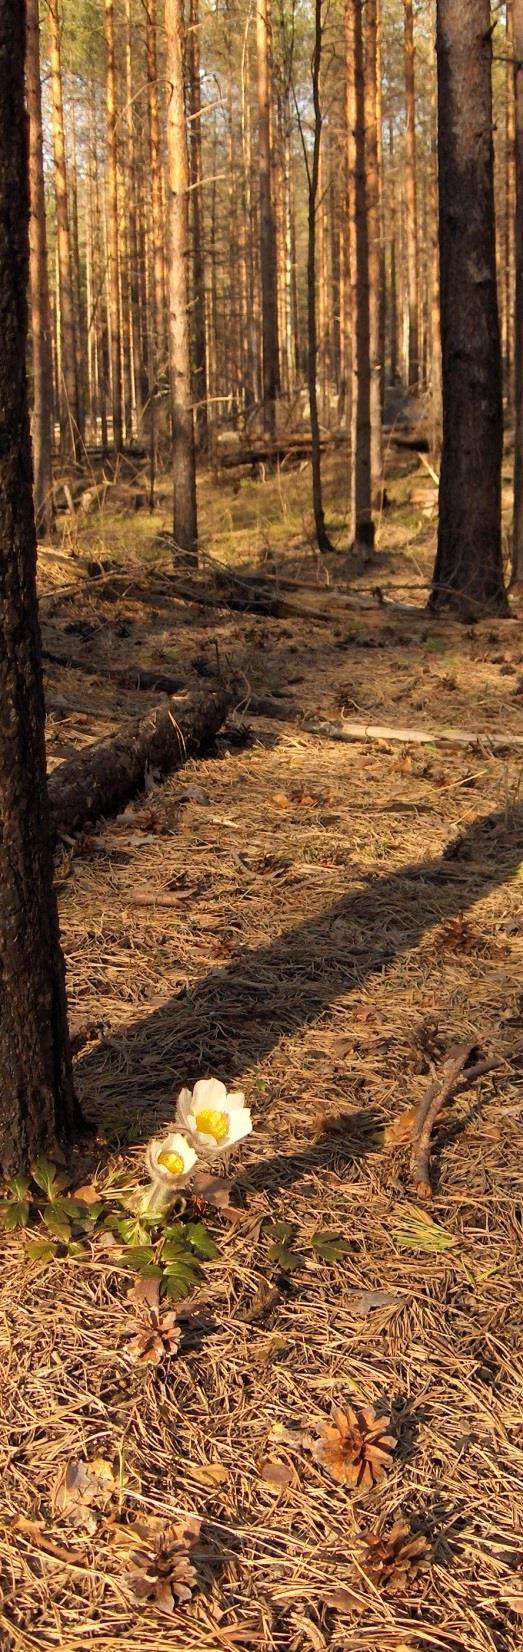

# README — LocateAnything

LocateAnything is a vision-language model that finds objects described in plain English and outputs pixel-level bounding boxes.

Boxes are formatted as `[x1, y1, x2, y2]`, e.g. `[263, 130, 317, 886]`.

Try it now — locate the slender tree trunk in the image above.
[429, 9, 442, 461]
[69, 100, 86, 440]
[165, 0, 198, 560]
[26, 0, 54, 536]
[388, 122, 398, 385]
[366, 0, 383, 498]
[346, 0, 374, 552]
[47, 0, 81, 460]
[257, 0, 278, 436]
[188, 0, 209, 450]
[431, 0, 507, 616]
[512, 0, 523, 583]
[403, 0, 419, 390]
[124, 0, 143, 436]
[0, 0, 80, 1177]
[308, 0, 333, 552]
[104, 0, 123, 452]
[506, 0, 516, 415]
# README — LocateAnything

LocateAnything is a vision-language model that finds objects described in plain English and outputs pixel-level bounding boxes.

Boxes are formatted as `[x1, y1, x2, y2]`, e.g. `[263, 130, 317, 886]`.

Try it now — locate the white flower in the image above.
[176, 1078, 252, 1158]
[138, 1178, 179, 1218]
[145, 1132, 199, 1187]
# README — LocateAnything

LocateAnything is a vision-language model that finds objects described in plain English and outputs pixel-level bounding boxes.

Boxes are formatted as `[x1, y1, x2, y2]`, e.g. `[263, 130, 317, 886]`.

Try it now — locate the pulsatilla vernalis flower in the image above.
[176, 1078, 252, 1158]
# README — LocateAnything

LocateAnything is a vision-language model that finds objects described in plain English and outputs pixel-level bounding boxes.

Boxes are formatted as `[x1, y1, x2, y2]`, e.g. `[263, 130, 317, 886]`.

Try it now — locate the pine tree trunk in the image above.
[403, 0, 419, 390]
[165, 0, 198, 560]
[431, 0, 507, 616]
[124, 0, 144, 437]
[308, 0, 333, 552]
[429, 10, 442, 461]
[365, 0, 383, 498]
[188, 0, 208, 450]
[257, 0, 278, 436]
[346, 0, 374, 552]
[0, 0, 79, 1177]
[505, 0, 516, 415]
[512, 0, 523, 583]
[48, 0, 81, 461]
[105, 0, 123, 453]
[26, 0, 54, 536]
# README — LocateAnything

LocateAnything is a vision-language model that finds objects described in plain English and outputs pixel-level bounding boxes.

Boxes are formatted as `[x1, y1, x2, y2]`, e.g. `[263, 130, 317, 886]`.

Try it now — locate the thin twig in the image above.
[409, 1042, 478, 1199]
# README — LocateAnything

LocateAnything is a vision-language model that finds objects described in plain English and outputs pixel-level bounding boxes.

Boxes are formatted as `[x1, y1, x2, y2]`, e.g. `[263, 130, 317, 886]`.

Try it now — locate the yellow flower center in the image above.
[194, 1108, 229, 1143]
[158, 1150, 185, 1176]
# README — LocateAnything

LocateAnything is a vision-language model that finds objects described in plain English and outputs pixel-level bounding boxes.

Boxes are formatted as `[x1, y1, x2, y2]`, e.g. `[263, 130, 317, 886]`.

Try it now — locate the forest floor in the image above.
[2, 445, 523, 1652]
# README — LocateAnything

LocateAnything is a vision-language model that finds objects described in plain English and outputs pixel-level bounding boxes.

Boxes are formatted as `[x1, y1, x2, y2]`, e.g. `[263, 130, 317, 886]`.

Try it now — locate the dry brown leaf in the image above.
[127, 1275, 161, 1314]
[271, 791, 292, 809]
[313, 1404, 397, 1491]
[185, 1460, 229, 1487]
[240, 1281, 282, 1322]
[322, 1587, 357, 1613]
[71, 1181, 100, 1204]
[54, 1456, 118, 1532]
[260, 1457, 297, 1488]
[384, 1108, 418, 1147]
[348, 1290, 405, 1318]
[125, 1310, 181, 1365]
[191, 1169, 235, 1210]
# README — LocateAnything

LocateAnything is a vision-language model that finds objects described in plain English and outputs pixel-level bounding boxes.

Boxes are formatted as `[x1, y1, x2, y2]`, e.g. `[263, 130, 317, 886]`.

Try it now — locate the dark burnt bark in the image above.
[47, 687, 232, 839]
[0, 0, 79, 1177]
[431, 0, 507, 616]
[512, 0, 523, 585]
[26, 0, 54, 537]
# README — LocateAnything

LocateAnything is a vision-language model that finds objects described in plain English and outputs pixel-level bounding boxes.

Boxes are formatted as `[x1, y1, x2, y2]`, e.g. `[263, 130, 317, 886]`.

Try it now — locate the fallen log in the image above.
[47, 685, 232, 838]
[303, 716, 523, 752]
[166, 573, 341, 625]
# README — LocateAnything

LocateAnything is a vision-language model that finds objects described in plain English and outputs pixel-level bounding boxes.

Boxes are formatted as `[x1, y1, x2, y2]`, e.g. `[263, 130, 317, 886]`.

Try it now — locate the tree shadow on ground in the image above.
[75, 802, 523, 1151]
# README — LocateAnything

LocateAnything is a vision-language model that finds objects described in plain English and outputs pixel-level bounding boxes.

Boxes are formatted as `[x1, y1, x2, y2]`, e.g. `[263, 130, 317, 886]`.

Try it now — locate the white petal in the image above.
[192, 1077, 228, 1110]
[223, 1090, 246, 1113]
[175, 1088, 194, 1129]
[223, 1109, 252, 1147]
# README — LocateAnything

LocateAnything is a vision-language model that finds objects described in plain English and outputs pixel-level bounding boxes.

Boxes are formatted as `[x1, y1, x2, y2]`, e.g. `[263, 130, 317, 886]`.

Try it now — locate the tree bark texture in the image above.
[346, 0, 374, 551]
[308, 0, 332, 552]
[365, 0, 383, 495]
[513, 0, 523, 583]
[257, 0, 279, 437]
[48, 688, 232, 839]
[104, 0, 123, 452]
[165, 0, 198, 559]
[0, 0, 78, 1176]
[26, 0, 54, 537]
[431, 0, 507, 616]
[47, 0, 81, 461]
[403, 0, 419, 389]
[188, 0, 209, 450]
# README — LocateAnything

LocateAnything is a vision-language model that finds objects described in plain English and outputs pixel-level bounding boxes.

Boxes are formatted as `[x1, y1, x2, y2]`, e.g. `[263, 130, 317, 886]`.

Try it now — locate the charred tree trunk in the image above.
[513, 0, 523, 584]
[366, 0, 383, 497]
[431, 0, 507, 616]
[308, 0, 333, 552]
[0, 0, 79, 1177]
[165, 0, 198, 560]
[26, 0, 54, 537]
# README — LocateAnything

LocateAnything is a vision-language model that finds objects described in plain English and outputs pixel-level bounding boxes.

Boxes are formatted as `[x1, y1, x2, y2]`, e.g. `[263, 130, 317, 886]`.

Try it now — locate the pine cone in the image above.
[130, 1515, 201, 1612]
[126, 1310, 181, 1365]
[362, 1518, 431, 1593]
[313, 1404, 397, 1490]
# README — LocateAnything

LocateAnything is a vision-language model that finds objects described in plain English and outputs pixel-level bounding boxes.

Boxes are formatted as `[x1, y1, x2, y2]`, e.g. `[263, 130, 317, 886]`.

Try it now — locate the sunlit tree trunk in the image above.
[366, 0, 383, 498]
[26, 0, 54, 535]
[165, 0, 198, 559]
[512, 0, 523, 583]
[104, 0, 123, 452]
[308, 0, 333, 551]
[188, 0, 209, 449]
[48, 0, 81, 460]
[403, 0, 419, 389]
[505, 0, 516, 414]
[346, 0, 374, 552]
[257, 0, 279, 436]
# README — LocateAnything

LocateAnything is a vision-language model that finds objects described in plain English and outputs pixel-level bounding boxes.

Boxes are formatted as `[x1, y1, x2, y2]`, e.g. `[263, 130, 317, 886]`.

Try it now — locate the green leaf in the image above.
[53, 1195, 93, 1225]
[116, 1217, 151, 1247]
[161, 1257, 200, 1301]
[43, 1203, 72, 1243]
[266, 1220, 296, 1244]
[7, 1174, 30, 1199]
[311, 1231, 352, 1263]
[185, 1220, 219, 1260]
[26, 1238, 58, 1263]
[267, 1242, 304, 1273]
[31, 1157, 67, 1199]
[0, 1197, 30, 1231]
[121, 1246, 162, 1276]
[67, 1240, 90, 1259]
[255, 1077, 267, 1093]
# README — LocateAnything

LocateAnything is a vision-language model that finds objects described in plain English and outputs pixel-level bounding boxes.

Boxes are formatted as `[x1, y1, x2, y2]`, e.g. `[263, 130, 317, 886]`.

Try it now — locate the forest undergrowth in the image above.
[1, 446, 523, 1652]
